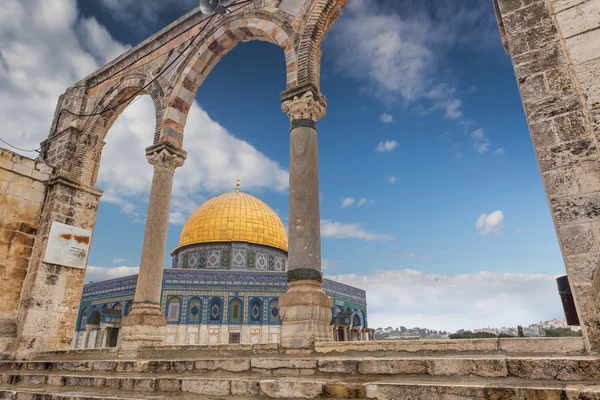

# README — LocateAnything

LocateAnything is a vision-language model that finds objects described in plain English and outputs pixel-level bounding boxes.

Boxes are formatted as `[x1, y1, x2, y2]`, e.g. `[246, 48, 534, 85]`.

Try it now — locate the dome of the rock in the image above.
[177, 191, 288, 252]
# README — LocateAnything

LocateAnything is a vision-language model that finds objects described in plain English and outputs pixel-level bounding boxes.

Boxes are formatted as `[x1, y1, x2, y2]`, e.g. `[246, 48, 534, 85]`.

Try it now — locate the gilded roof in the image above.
[177, 191, 288, 252]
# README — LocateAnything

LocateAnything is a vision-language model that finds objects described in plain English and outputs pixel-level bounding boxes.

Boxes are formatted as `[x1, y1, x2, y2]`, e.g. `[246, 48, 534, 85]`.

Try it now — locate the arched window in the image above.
[229, 298, 243, 324]
[249, 299, 262, 323]
[112, 303, 122, 314]
[209, 298, 222, 323]
[335, 306, 344, 316]
[360, 310, 366, 328]
[89, 311, 101, 326]
[79, 307, 89, 329]
[166, 297, 182, 323]
[269, 299, 280, 324]
[352, 314, 360, 327]
[124, 301, 133, 316]
[188, 298, 202, 323]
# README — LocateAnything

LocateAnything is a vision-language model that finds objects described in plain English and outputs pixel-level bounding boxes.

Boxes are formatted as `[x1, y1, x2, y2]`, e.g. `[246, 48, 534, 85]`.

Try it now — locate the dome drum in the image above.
[172, 241, 287, 272]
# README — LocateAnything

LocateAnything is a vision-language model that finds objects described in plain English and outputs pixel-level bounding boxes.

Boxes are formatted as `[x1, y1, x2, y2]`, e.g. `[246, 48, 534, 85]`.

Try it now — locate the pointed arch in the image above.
[188, 297, 203, 323]
[164, 12, 299, 147]
[72, 74, 169, 187]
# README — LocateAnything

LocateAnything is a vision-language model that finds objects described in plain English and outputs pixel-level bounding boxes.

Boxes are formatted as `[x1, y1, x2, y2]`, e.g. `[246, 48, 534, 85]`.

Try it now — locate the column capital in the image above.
[281, 85, 327, 122]
[145, 142, 187, 171]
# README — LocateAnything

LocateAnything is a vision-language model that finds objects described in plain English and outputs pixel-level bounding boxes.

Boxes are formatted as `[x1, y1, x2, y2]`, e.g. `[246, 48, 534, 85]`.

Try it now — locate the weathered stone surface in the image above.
[427, 358, 508, 378]
[194, 359, 250, 372]
[508, 358, 600, 380]
[181, 378, 231, 396]
[325, 382, 366, 399]
[318, 359, 357, 374]
[365, 383, 487, 400]
[231, 379, 261, 396]
[259, 380, 324, 399]
[251, 358, 316, 370]
[358, 359, 428, 375]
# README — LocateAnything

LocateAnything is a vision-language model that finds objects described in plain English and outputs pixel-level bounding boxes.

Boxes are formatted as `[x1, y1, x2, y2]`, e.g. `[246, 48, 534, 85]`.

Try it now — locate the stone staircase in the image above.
[1, 338, 599, 399]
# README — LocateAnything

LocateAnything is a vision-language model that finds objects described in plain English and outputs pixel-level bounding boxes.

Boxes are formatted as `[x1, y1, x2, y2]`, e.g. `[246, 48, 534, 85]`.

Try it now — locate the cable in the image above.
[48, 12, 219, 141]
[0, 137, 40, 153]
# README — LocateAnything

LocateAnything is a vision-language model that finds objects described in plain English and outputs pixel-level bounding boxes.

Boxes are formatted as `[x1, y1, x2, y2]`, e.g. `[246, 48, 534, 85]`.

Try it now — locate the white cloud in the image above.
[0, 0, 288, 226]
[376, 140, 399, 152]
[358, 198, 367, 206]
[389, 176, 398, 183]
[327, 269, 564, 332]
[517, 227, 532, 233]
[471, 128, 491, 153]
[112, 258, 126, 264]
[327, 0, 478, 117]
[380, 113, 395, 124]
[322, 259, 342, 271]
[98, 97, 289, 225]
[495, 148, 506, 155]
[321, 220, 393, 241]
[341, 198, 355, 208]
[85, 265, 139, 283]
[476, 211, 504, 235]
[0, 0, 130, 155]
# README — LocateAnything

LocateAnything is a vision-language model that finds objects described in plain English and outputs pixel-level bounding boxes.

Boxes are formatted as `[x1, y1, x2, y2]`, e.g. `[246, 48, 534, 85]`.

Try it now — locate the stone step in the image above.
[2, 377, 600, 399]
[2, 355, 600, 381]
[29, 338, 586, 362]
[0, 384, 265, 399]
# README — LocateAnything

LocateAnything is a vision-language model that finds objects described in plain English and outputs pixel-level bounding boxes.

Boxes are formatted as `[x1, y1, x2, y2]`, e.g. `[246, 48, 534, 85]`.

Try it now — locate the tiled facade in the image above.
[73, 267, 369, 348]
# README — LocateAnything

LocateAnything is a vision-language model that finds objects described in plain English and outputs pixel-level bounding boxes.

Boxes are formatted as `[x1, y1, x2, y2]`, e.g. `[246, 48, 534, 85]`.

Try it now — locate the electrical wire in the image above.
[4, 1, 252, 156]
[48, 12, 219, 141]
[0, 137, 40, 153]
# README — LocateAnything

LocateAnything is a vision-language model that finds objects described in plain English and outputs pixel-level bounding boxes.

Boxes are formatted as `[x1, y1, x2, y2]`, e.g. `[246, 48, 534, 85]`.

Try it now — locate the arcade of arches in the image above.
[1, 0, 600, 359]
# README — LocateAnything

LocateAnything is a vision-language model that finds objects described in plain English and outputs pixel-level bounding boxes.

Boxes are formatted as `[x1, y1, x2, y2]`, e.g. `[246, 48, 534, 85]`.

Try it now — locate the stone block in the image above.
[573, 57, 600, 111]
[231, 379, 261, 396]
[132, 378, 156, 392]
[318, 359, 357, 374]
[428, 358, 508, 378]
[514, 42, 564, 80]
[358, 359, 428, 375]
[557, 224, 597, 255]
[156, 378, 181, 391]
[259, 380, 324, 399]
[565, 28, 600, 65]
[10, 164, 32, 178]
[365, 383, 487, 400]
[251, 358, 316, 370]
[556, 0, 600, 40]
[552, 0, 587, 13]
[325, 382, 366, 399]
[194, 359, 250, 372]
[503, 2, 551, 36]
[92, 361, 116, 371]
[508, 358, 600, 380]
[181, 378, 231, 396]
[552, 192, 600, 224]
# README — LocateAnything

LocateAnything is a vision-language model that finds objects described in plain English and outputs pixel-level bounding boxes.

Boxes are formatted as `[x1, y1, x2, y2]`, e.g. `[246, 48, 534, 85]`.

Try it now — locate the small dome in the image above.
[177, 191, 288, 252]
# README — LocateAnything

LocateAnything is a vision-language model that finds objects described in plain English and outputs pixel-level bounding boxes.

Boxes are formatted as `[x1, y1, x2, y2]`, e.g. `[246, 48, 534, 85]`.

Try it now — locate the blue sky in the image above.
[0, 0, 567, 331]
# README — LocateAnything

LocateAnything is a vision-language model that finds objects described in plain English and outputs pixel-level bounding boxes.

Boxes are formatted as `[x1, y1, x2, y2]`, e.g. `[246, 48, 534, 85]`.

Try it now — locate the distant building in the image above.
[73, 187, 373, 349]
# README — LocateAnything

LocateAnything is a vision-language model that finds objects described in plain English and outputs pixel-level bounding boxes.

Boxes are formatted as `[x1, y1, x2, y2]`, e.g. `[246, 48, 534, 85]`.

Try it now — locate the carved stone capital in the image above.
[281, 90, 327, 122]
[145, 142, 187, 171]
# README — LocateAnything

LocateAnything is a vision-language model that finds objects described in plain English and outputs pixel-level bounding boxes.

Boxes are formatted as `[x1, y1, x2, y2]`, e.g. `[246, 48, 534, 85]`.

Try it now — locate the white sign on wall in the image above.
[44, 222, 92, 269]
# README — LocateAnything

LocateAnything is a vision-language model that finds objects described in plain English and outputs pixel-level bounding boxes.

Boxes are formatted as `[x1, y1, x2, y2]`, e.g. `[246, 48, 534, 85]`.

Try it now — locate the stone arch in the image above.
[249, 298, 262, 323]
[295, 0, 347, 88]
[71, 74, 168, 187]
[164, 13, 298, 146]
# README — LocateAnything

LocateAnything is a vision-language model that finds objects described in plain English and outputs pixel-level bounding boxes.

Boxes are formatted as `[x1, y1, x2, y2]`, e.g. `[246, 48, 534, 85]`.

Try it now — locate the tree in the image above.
[544, 327, 582, 337]
[518, 325, 525, 337]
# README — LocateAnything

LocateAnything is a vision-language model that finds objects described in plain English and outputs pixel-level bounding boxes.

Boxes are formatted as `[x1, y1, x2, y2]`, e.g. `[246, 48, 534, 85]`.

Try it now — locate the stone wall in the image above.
[0, 149, 52, 353]
[495, 0, 600, 353]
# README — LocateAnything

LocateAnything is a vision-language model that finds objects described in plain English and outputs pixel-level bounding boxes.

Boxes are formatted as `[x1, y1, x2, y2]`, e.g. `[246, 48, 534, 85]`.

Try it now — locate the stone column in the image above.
[278, 85, 333, 348]
[120, 143, 186, 351]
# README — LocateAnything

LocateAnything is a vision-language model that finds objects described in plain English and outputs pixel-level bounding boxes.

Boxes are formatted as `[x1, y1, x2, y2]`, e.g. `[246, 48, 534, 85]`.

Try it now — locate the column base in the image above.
[279, 279, 333, 348]
[119, 304, 166, 352]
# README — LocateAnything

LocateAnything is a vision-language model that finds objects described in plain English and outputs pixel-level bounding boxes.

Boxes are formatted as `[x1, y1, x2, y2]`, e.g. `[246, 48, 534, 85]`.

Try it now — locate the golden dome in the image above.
[177, 191, 288, 252]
